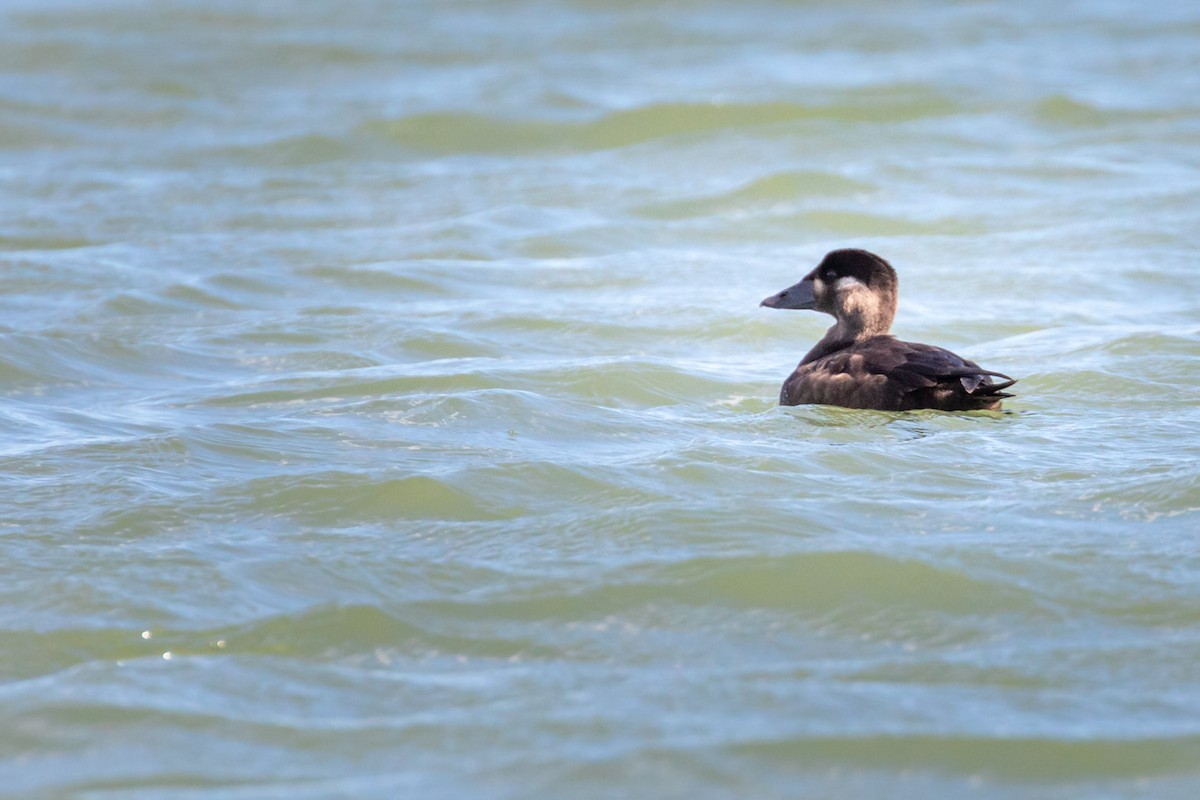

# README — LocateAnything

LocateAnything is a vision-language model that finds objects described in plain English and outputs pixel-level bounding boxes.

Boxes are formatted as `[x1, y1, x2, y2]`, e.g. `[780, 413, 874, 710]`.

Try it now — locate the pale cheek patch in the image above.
[840, 281, 873, 317]
[813, 278, 828, 304]
[845, 292, 867, 314]
[834, 276, 864, 291]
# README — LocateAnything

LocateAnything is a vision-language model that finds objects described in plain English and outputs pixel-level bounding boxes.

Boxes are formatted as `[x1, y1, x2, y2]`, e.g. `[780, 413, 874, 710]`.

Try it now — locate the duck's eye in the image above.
[822, 269, 837, 282]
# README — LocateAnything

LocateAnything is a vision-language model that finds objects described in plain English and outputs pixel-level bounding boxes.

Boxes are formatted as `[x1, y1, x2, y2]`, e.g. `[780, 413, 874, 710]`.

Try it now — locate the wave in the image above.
[348, 92, 959, 155]
[635, 170, 875, 220]
[734, 733, 1200, 779]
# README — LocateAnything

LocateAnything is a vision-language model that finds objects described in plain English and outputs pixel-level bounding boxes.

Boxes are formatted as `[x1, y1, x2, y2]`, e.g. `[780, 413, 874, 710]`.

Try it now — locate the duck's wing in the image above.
[878, 339, 1016, 410]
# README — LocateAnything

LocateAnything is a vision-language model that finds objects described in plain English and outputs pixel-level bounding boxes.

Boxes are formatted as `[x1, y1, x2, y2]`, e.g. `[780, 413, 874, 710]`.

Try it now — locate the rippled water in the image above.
[2, 0, 1200, 797]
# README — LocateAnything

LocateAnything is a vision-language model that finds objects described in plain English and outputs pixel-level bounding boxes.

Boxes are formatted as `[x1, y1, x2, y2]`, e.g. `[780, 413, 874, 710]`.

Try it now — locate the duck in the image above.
[760, 248, 1015, 411]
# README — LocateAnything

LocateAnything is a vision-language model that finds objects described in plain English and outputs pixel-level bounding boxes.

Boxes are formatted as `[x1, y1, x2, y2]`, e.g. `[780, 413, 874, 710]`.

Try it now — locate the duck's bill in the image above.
[760, 278, 816, 310]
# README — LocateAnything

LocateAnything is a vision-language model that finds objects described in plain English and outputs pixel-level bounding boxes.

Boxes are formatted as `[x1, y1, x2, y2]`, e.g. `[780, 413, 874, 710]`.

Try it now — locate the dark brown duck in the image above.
[761, 248, 1015, 411]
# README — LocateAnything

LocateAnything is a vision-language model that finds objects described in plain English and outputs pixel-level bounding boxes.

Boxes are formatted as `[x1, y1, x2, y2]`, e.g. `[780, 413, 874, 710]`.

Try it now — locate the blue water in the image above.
[1, 1, 1199, 797]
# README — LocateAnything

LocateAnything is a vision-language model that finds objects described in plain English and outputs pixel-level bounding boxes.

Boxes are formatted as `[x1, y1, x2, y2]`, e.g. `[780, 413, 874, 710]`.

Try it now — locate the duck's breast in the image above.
[781, 349, 903, 409]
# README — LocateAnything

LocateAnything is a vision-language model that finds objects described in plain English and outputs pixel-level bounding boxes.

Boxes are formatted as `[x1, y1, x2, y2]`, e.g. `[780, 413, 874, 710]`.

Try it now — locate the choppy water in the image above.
[2, 0, 1200, 797]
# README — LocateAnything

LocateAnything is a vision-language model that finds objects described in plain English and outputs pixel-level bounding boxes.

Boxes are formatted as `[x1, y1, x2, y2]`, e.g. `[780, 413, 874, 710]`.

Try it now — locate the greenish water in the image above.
[2, 0, 1199, 797]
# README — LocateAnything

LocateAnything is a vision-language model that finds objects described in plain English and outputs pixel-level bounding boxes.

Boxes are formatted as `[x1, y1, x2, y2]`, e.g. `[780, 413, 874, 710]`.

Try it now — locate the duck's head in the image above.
[760, 248, 898, 338]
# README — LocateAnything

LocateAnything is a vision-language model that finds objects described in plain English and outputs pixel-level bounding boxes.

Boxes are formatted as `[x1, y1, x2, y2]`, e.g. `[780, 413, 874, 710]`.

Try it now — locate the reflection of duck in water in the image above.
[761, 249, 1016, 411]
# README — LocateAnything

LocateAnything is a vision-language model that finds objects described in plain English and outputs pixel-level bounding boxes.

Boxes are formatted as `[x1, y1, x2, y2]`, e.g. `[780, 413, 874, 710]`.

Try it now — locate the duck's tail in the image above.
[954, 369, 1016, 396]
[955, 370, 1017, 409]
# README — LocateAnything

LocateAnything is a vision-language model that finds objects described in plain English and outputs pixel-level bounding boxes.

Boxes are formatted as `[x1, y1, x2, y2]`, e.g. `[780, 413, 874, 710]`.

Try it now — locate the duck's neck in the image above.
[800, 301, 895, 365]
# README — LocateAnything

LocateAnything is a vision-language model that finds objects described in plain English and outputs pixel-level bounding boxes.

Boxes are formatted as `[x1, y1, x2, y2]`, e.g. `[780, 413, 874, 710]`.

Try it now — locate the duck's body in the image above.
[779, 335, 1013, 411]
[761, 249, 1015, 412]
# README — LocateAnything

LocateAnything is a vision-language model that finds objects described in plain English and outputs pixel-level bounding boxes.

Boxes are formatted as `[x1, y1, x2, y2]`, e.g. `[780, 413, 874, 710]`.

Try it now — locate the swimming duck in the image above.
[761, 248, 1015, 411]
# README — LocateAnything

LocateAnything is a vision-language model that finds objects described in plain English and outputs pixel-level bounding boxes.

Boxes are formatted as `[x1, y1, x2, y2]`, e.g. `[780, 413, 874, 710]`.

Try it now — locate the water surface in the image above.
[2, 0, 1199, 797]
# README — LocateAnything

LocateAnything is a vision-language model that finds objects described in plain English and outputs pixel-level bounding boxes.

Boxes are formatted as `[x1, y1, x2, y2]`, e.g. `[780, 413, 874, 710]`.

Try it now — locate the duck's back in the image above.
[780, 336, 1014, 411]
